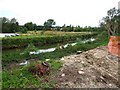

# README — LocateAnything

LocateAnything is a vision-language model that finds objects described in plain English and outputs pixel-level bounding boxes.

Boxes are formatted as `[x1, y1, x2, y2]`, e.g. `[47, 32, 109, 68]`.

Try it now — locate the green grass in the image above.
[2, 31, 97, 49]
[2, 31, 109, 88]
[47, 60, 63, 71]
[2, 31, 108, 65]
[2, 59, 62, 88]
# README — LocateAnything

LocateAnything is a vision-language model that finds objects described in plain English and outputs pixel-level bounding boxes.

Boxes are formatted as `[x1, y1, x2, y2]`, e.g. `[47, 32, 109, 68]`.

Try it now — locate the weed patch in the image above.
[2, 60, 62, 88]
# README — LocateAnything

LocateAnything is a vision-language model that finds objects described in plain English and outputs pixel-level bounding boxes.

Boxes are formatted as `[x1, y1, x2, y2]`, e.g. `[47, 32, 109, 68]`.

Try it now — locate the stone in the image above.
[81, 61, 84, 64]
[61, 73, 65, 77]
[61, 57, 64, 60]
[81, 68, 84, 71]
[77, 51, 82, 54]
[78, 71, 84, 74]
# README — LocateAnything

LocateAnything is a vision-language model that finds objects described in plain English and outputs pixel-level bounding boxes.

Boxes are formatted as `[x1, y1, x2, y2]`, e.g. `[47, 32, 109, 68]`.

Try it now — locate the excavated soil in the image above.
[51, 46, 119, 88]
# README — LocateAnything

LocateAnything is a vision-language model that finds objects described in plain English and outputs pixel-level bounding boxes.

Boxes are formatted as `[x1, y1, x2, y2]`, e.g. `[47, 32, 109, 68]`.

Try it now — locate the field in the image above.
[2, 30, 111, 88]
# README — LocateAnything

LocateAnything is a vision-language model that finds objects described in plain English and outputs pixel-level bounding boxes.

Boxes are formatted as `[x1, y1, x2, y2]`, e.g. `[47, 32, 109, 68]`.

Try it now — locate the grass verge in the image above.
[2, 60, 62, 88]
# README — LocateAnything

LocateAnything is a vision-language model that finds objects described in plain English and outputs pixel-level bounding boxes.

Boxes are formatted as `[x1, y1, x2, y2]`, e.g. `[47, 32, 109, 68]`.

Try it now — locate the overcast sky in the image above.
[0, 0, 119, 27]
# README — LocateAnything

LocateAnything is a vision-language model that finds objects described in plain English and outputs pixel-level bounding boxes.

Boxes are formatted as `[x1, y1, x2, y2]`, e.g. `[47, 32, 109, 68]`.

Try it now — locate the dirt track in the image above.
[52, 46, 119, 88]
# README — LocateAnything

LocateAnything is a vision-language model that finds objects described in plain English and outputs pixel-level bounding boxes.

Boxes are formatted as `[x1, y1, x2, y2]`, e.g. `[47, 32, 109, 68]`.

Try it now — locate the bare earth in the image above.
[51, 46, 119, 88]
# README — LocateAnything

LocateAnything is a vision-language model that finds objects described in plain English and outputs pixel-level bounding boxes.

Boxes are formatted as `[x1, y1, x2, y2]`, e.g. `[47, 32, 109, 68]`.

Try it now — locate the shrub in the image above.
[28, 62, 50, 76]
[22, 43, 38, 55]
[2, 33, 97, 49]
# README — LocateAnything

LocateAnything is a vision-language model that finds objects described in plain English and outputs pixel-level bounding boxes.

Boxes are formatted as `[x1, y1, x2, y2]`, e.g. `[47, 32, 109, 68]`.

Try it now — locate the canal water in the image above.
[2, 38, 95, 55]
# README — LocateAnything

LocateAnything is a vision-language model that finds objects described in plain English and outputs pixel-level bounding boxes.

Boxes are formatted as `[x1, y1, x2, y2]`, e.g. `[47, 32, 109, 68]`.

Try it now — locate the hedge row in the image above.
[2, 33, 97, 49]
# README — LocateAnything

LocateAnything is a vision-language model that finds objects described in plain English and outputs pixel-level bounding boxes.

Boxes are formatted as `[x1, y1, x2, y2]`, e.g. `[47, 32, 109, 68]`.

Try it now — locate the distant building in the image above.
[118, 1, 120, 9]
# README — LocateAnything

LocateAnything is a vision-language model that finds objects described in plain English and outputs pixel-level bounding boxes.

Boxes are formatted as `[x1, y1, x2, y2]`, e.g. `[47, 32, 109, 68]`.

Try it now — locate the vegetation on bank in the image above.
[2, 60, 62, 88]
[2, 31, 97, 49]
[1, 17, 101, 33]
[2, 31, 109, 88]
[100, 7, 120, 36]
[2, 31, 108, 65]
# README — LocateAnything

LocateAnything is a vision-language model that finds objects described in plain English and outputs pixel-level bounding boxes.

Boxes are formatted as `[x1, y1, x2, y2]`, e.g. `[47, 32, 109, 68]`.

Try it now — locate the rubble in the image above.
[78, 71, 84, 74]
[61, 74, 65, 77]
[53, 46, 118, 88]
[76, 51, 82, 54]
[61, 57, 64, 61]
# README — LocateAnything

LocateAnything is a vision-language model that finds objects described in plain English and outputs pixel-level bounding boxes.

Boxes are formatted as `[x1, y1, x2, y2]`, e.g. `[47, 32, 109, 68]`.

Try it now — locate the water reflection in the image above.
[30, 48, 56, 54]
[81, 38, 95, 43]
[30, 38, 95, 55]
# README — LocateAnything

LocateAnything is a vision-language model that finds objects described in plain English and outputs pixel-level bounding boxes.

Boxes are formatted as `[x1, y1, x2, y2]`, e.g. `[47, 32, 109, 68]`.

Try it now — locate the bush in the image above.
[22, 43, 38, 55]
[2, 33, 97, 49]
[19, 27, 27, 33]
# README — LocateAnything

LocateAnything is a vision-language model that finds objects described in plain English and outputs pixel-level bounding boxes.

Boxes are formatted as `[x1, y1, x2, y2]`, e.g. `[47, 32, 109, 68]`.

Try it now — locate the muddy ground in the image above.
[51, 46, 119, 88]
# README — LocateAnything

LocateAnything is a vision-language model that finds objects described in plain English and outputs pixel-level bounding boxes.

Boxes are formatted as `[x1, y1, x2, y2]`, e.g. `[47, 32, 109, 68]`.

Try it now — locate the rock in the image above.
[93, 50, 106, 58]
[101, 61, 104, 64]
[78, 71, 84, 74]
[61, 73, 65, 77]
[61, 57, 64, 61]
[109, 84, 112, 86]
[77, 51, 82, 54]
[81, 68, 84, 71]
[81, 61, 84, 64]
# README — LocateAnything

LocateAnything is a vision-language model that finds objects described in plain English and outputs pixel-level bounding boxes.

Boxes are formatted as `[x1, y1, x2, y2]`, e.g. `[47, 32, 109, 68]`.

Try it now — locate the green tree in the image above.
[44, 19, 56, 30]
[10, 18, 17, 24]
[2, 17, 10, 23]
[10, 18, 19, 32]
[74, 26, 82, 32]
[19, 27, 27, 33]
[62, 24, 67, 31]
[24, 22, 36, 31]
[100, 7, 120, 36]
[2, 17, 19, 33]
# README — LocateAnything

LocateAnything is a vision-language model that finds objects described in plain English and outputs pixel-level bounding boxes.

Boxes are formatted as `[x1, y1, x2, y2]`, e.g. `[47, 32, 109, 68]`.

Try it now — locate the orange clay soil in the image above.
[108, 36, 120, 57]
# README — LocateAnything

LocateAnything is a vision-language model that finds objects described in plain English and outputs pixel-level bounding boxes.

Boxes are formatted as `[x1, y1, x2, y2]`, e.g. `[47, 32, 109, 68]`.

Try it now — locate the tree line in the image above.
[0, 17, 102, 33]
